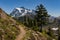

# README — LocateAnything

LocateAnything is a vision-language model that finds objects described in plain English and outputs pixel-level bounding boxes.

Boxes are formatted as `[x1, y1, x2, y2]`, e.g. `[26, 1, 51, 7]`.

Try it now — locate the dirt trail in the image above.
[15, 25, 26, 40]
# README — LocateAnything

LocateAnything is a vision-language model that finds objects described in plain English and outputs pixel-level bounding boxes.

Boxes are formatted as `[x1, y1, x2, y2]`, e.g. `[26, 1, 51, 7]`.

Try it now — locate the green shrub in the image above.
[31, 26, 39, 31]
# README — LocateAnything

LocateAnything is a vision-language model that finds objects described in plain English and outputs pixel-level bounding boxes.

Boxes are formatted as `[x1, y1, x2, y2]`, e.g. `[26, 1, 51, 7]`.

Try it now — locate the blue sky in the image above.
[0, 0, 60, 17]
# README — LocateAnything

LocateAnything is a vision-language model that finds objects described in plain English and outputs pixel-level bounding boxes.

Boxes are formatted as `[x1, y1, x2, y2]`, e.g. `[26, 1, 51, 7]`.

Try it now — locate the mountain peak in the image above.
[10, 7, 36, 17]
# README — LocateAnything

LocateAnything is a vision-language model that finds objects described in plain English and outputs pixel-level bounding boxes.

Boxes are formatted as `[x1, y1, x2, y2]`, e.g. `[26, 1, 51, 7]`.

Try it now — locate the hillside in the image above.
[0, 8, 20, 40]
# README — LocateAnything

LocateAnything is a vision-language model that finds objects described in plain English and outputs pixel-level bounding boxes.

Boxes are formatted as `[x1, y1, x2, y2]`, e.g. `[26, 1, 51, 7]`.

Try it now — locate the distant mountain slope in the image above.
[10, 7, 36, 17]
[10, 7, 36, 22]
[49, 16, 55, 23]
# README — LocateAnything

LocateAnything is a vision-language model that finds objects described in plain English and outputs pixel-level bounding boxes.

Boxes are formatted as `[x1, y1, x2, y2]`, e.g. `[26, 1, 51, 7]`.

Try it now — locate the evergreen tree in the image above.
[23, 16, 33, 27]
[35, 4, 49, 32]
[23, 16, 26, 25]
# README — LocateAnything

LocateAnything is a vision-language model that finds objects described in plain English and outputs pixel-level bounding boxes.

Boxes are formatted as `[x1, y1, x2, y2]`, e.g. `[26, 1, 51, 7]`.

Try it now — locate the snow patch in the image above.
[51, 27, 58, 30]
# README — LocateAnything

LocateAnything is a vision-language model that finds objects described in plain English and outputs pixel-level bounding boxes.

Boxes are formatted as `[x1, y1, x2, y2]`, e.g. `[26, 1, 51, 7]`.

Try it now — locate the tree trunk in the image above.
[39, 25, 42, 32]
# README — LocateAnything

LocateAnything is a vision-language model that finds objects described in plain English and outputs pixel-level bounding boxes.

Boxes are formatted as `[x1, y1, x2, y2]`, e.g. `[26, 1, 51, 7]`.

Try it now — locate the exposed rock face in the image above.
[10, 7, 36, 17]
[10, 7, 36, 22]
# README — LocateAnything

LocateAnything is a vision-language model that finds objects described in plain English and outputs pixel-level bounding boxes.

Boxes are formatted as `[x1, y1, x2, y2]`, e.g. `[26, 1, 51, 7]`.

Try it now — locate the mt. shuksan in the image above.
[10, 7, 36, 17]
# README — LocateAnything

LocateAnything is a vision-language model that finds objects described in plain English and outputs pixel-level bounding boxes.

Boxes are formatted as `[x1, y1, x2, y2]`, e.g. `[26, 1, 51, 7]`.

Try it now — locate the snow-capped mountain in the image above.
[10, 7, 36, 18]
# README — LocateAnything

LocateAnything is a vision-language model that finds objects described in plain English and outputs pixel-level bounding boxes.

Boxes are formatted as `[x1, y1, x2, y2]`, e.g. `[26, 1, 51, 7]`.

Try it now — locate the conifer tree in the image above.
[35, 4, 49, 32]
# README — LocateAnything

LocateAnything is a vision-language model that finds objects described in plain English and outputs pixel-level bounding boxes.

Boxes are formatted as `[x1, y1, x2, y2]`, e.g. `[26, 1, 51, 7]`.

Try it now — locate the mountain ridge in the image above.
[10, 7, 36, 17]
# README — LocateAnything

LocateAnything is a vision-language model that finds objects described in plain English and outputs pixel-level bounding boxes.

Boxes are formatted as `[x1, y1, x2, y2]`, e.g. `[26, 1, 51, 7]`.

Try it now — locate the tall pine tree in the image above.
[35, 4, 49, 32]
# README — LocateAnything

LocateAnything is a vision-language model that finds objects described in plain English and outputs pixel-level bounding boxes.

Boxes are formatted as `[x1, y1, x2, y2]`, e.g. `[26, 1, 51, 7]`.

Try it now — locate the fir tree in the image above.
[35, 4, 49, 32]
